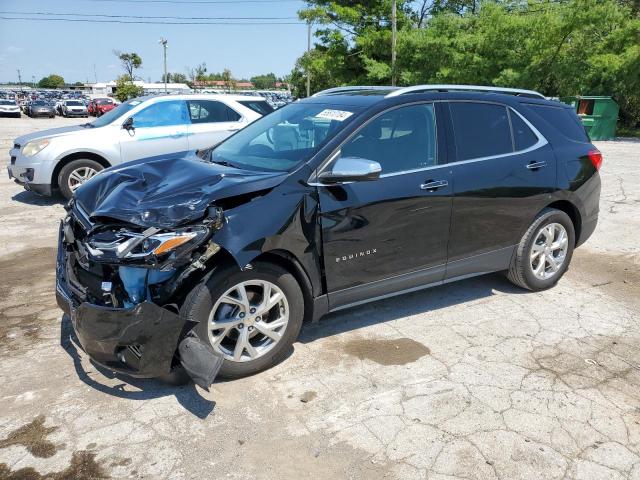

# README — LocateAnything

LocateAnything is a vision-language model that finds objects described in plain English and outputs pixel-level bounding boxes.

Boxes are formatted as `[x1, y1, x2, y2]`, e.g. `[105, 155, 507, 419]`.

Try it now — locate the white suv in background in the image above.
[7, 94, 273, 199]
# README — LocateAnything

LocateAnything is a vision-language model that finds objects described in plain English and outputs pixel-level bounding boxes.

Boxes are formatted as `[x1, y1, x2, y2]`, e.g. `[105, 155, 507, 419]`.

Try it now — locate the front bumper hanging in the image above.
[56, 224, 222, 386]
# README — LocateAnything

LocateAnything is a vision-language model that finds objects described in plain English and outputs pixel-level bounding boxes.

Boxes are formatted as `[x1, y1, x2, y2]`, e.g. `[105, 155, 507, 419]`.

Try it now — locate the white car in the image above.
[8, 94, 273, 199]
[61, 99, 89, 118]
[0, 99, 21, 117]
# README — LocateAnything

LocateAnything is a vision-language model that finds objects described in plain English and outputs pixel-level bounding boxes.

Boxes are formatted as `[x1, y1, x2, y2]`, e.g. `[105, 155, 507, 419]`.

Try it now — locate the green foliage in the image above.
[250, 73, 278, 89]
[114, 75, 144, 102]
[293, 0, 640, 128]
[162, 72, 188, 83]
[114, 51, 142, 81]
[37, 74, 65, 88]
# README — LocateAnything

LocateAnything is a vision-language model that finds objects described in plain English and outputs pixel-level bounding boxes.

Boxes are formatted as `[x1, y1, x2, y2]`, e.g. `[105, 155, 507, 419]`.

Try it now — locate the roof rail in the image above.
[385, 84, 545, 99]
[312, 86, 398, 97]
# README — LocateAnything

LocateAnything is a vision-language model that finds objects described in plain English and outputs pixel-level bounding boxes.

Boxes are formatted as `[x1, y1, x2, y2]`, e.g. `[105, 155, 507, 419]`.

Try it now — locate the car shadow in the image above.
[59, 272, 527, 414]
[59, 314, 215, 419]
[299, 272, 528, 343]
[12, 190, 65, 206]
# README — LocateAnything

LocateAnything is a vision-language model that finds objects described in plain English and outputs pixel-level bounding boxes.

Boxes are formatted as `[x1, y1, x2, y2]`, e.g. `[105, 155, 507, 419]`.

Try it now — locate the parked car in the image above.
[55, 85, 602, 388]
[61, 100, 88, 118]
[26, 100, 56, 118]
[8, 94, 271, 198]
[0, 99, 21, 117]
[88, 98, 115, 117]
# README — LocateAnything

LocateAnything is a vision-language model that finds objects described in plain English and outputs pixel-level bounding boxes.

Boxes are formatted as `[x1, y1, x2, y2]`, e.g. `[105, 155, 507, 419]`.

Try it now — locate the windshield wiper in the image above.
[81, 123, 95, 128]
[210, 159, 238, 168]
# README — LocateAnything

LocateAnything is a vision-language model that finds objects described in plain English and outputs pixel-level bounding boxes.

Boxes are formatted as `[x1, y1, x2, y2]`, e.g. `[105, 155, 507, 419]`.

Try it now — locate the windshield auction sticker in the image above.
[315, 109, 353, 121]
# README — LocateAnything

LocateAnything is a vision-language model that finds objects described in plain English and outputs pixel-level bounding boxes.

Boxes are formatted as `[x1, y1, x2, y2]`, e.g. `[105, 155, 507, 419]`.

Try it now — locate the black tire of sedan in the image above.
[184, 262, 304, 379]
[507, 208, 575, 291]
[58, 159, 104, 200]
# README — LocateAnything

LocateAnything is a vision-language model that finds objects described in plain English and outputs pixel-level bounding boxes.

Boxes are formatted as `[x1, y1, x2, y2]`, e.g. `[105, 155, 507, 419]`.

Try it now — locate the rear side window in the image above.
[188, 100, 241, 124]
[527, 104, 588, 142]
[449, 103, 512, 160]
[510, 111, 538, 150]
[238, 100, 274, 116]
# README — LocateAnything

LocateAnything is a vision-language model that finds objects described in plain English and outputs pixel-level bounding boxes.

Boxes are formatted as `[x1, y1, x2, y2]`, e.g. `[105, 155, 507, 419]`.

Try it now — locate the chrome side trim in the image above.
[330, 278, 443, 312]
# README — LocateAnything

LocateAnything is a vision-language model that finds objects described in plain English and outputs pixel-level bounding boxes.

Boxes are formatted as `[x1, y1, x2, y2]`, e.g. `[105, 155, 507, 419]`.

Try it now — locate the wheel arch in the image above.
[52, 152, 112, 189]
[545, 200, 582, 246]
[250, 250, 315, 323]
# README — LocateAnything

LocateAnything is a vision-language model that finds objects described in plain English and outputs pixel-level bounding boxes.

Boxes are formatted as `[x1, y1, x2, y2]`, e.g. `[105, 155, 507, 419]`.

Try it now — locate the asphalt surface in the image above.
[0, 115, 639, 480]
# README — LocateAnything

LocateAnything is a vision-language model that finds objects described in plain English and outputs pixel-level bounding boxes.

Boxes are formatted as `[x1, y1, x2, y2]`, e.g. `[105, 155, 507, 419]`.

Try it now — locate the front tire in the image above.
[507, 208, 575, 291]
[183, 262, 304, 379]
[58, 159, 103, 199]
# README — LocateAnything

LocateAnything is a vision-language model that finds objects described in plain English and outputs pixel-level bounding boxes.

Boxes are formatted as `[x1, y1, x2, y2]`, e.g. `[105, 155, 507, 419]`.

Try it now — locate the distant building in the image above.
[193, 80, 290, 91]
[87, 81, 191, 96]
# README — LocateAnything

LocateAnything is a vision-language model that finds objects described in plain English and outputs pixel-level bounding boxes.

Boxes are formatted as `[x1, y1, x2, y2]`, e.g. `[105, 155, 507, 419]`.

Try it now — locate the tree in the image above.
[221, 68, 236, 91]
[114, 51, 142, 81]
[250, 73, 278, 89]
[188, 62, 208, 82]
[114, 75, 144, 102]
[292, 0, 640, 127]
[171, 72, 188, 84]
[37, 74, 65, 88]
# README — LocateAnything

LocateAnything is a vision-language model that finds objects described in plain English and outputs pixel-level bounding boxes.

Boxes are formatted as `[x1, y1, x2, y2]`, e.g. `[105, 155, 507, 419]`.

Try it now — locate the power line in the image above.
[0, 16, 303, 25]
[0, 11, 299, 20]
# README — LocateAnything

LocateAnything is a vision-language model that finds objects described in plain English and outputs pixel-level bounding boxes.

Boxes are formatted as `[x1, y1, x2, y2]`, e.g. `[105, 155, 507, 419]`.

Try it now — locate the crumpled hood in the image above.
[16, 125, 88, 145]
[74, 152, 288, 228]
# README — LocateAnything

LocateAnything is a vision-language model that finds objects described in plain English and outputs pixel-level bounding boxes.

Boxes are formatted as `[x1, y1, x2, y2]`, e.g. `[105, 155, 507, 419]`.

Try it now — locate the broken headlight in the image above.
[86, 226, 210, 261]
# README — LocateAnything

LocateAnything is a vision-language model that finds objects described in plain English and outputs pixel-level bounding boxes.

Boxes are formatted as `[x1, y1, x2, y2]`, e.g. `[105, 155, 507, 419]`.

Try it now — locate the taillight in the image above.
[588, 149, 602, 170]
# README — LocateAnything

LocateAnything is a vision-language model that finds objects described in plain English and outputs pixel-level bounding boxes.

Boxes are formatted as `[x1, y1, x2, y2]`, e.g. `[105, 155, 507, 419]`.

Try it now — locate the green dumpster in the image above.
[561, 95, 619, 140]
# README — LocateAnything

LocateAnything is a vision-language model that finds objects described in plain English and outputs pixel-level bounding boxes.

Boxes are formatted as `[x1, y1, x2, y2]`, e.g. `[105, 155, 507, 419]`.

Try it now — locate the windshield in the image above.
[96, 99, 113, 105]
[0, 100, 16, 105]
[91, 98, 139, 127]
[33, 101, 46, 106]
[211, 102, 362, 172]
[66, 100, 82, 106]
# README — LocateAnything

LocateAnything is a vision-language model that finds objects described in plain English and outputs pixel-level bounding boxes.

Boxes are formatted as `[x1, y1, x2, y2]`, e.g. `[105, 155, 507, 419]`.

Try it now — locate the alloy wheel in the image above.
[530, 222, 569, 280]
[208, 280, 289, 362]
[67, 166, 98, 191]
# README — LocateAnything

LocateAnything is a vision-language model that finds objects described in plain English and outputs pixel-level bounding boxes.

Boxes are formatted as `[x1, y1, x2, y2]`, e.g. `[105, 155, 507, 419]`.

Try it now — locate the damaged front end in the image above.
[56, 200, 224, 389]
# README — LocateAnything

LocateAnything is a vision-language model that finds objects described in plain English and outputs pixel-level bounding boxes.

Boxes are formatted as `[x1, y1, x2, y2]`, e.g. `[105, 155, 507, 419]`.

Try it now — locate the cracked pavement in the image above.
[0, 117, 639, 479]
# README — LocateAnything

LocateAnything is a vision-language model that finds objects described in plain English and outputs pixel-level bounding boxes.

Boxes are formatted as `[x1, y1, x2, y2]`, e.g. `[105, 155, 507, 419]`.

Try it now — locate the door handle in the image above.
[526, 161, 547, 170]
[420, 180, 448, 191]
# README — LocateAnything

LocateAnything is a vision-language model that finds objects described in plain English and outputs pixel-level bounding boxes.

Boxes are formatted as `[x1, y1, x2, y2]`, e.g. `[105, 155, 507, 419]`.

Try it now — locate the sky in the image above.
[0, 0, 310, 84]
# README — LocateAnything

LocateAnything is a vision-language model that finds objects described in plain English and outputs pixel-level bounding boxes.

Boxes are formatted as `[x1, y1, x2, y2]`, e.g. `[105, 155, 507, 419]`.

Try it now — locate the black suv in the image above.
[56, 85, 601, 388]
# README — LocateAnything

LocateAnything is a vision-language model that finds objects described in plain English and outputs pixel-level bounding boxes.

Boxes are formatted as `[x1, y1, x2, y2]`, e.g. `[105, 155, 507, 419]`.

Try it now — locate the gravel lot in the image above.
[0, 115, 639, 480]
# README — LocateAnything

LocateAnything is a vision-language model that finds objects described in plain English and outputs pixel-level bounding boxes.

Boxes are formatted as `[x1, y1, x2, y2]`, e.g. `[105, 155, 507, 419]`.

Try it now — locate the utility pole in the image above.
[391, 0, 397, 86]
[159, 38, 168, 93]
[16, 69, 22, 90]
[306, 21, 311, 98]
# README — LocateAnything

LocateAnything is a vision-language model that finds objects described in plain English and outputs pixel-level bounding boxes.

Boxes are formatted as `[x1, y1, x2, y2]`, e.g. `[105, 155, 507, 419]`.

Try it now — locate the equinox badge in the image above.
[336, 249, 377, 263]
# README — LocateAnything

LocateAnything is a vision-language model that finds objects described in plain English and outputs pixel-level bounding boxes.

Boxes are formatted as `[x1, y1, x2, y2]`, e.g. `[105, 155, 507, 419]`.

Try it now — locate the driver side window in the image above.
[341, 103, 437, 175]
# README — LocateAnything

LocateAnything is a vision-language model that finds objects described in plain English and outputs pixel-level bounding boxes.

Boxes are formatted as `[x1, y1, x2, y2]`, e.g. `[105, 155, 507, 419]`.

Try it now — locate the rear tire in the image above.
[183, 262, 304, 379]
[58, 159, 104, 199]
[507, 208, 575, 291]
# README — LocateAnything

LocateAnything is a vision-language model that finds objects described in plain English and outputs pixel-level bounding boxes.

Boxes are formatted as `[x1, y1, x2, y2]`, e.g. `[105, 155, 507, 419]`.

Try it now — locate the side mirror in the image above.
[122, 117, 134, 131]
[318, 156, 382, 184]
